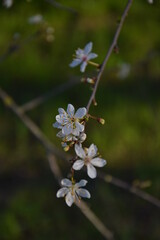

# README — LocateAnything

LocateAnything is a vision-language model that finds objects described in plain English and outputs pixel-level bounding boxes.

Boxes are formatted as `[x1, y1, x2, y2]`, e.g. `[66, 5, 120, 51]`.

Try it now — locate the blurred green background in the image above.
[0, 0, 160, 239]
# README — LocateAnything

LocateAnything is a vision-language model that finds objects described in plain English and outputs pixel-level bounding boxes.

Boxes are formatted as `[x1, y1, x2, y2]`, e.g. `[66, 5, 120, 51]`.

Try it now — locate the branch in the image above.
[86, 0, 133, 112]
[100, 174, 160, 208]
[0, 87, 66, 161]
[0, 87, 114, 240]
[76, 201, 113, 240]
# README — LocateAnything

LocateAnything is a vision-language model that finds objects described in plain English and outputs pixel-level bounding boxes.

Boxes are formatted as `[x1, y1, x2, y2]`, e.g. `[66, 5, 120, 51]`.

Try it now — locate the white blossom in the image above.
[56, 178, 91, 207]
[73, 144, 107, 179]
[28, 14, 43, 24]
[69, 42, 98, 72]
[53, 104, 87, 137]
[57, 131, 87, 147]
[3, 0, 13, 8]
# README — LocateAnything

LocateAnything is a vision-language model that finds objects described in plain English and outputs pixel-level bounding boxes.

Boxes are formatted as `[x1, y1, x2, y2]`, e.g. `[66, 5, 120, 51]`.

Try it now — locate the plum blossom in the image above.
[57, 131, 86, 149]
[73, 144, 107, 179]
[53, 104, 87, 136]
[56, 178, 91, 207]
[69, 42, 98, 72]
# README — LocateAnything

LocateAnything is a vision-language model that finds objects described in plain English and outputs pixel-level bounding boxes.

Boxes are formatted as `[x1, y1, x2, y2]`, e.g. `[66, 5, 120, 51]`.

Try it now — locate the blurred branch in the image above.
[45, 0, 78, 14]
[99, 173, 160, 208]
[86, 0, 133, 112]
[20, 78, 80, 113]
[0, 86, 114, 240]
[76, 201, 113, 240]
[0, 87, 66, 161]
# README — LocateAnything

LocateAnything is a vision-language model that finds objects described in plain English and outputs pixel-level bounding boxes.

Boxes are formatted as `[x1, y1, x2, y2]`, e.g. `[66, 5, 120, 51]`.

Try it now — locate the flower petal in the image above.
[75, 144, 86, 159]
[69, 59, 82, 67]
[67, 104, 75, 117]
[72, 129, 80, 136]
[73, 160, 84, 170]
[52, 122, 62, 129]
[91, 157, 107, 167]
[75, 107, 87, 118]
[61, 178, 72, 187]
[80, 61, 87, 72]
[87, 53, 98, 60]
[76, 188, 91, 199]
[84, 42, 92, 55]
[58, 108, 66, 114]
[88, 144, 98, 158]
[75, 121, 84, 132]
[56, 114, 68, 125]
[75, 179, 87, 188]
[62, 124, 72, 135]
[56, 131, 64, 138]
[87, 163, 97, 179]
[76, 48, 84, 56]
[65, 192, 75, 207]
[56, 187, 69, 198]
[79, 133, 87, 142]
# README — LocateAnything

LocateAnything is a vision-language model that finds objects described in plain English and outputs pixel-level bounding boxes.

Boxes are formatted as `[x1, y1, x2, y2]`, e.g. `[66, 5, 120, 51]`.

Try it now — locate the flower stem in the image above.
[87, 61, 100, 68]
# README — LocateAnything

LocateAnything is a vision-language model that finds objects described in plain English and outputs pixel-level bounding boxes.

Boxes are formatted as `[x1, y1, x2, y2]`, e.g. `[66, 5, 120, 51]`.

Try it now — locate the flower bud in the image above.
[64, 145, 70, 152]
[98, 118, 105, 125]
[86, 78, 95, 84]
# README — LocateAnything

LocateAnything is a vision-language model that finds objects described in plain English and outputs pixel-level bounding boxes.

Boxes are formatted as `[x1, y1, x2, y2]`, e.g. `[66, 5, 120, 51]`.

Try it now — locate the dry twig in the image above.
[87, 0, 133, 112]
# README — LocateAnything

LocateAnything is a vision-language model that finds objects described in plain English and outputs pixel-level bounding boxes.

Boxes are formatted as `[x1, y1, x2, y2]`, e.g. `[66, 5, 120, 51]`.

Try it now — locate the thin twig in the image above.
[86, 0, 133, 112]
[0, 87, 114, 240]
[100, 174, 160, 208]
[45, 0, 78, 14]
[0, 87, 66, 161]
[76, 201, 113, 240]
[20, 78, 80, 113]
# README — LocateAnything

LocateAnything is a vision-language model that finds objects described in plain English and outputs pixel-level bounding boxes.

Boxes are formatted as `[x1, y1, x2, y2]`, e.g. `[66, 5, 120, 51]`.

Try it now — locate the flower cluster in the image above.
[53, 42, 107, 206]
[53, 104, 87, 150]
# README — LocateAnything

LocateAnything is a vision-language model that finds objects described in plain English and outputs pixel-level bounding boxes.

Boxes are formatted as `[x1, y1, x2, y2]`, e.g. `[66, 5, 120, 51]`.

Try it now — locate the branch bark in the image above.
[86, 0, 133, 112]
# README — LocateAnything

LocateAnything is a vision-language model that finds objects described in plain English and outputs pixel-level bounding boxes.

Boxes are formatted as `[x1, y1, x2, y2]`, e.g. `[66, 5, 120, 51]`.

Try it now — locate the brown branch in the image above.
[86, 0, 133, 112]
[100, 174, 160, 208]
[0, 87, 67, 161]
[76, 201, 113, 240]
[0, 87, 114, 240]
[20, 78, 80, 113]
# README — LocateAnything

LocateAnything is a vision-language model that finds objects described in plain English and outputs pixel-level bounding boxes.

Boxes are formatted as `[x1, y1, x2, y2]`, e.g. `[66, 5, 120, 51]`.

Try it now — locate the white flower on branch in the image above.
[56, 178, 91, 207]
[53, 104, 87, 136]
[69, 42, 98, 72]
[28, 14, 43, 24]
[73, 144, 107, 179]
[3, 0, 13, 8]
[57, 131, 86, 149]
